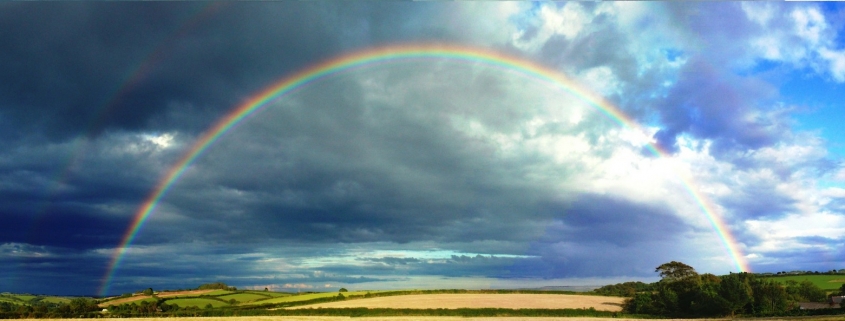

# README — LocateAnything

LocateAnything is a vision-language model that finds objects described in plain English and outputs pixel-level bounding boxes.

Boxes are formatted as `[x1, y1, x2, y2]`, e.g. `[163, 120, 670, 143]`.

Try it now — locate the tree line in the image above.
[0, 298, 99, 319]
[617, 261, 845, 317]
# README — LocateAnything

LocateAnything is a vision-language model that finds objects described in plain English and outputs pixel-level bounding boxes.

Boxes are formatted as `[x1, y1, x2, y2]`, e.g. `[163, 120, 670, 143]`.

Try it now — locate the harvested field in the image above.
[17, 317, 752, 321]
[288, 294, 624, 311]
[32, 316, 845, 321]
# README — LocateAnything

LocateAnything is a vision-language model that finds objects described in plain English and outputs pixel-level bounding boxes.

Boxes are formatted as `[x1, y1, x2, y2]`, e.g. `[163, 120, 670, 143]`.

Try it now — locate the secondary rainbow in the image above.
[99, 44, 748, 296]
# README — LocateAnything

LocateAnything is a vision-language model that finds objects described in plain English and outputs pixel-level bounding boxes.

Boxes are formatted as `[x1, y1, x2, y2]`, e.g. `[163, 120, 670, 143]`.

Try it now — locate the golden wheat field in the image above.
[288, 294, 624, 311]
[29, 317, 845, 321]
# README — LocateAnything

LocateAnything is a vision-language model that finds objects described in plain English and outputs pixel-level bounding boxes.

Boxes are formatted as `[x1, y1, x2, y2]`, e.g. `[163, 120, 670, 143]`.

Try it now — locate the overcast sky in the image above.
[2, 2, 845, 296]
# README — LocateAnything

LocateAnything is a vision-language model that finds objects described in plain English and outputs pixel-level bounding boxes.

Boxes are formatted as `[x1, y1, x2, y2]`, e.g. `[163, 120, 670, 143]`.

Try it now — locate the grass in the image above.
[217, 293, 272, 303]
[0, 295, 73, 305]
[13, 295, 37, 302]
[241, 291, 369, 306]
[38, 297, 72, 304]
[129, 297, 158, 305]
[98, 290, 295, 308]
[166, 298, 229, 308]
[763, 274, 845, 291]
[244, 291, 291, 298]
[203, 290, 234, 296]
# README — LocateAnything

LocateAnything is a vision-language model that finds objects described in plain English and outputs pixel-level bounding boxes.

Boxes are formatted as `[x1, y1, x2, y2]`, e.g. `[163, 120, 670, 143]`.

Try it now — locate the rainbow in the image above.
[98, 43, 748, 296]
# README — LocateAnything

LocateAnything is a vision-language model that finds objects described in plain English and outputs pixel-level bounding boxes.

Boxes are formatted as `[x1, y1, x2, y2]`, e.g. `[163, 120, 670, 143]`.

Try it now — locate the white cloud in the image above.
[819, 48, 845, 82]
[741, 3, 845, 82]
[142, 132, 175, 149]
[511, 3, 591, 53]
[741, 2, 775, 26]
[577, 66, 622, 97]
[791, 7, 827, 46]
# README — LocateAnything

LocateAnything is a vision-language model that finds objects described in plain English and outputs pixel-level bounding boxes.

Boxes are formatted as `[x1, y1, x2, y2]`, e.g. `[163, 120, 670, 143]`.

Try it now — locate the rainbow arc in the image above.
[98, 44, 748, 296]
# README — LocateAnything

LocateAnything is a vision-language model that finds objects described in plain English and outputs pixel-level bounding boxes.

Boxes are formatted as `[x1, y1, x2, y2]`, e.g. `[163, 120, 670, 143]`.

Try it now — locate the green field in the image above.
[108, 297, 158, 306]
[36, 296, 72, 304]
[202, 290, 233, 296]
[217, 293, 271, 303]
[0, 294, 75, 305]
[99, 290, 299, 307]
[245, 290, 291, 298]
[165, 297, 229, 308]
[241, 291, 369, 305]
[13, 295, 37, 302]
[763, 274, 845, 291]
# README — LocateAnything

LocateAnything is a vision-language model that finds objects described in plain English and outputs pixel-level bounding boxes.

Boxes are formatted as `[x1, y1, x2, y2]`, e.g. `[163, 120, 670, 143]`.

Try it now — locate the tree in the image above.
[791, 280, 826, 302]
[68, 298, 97, 316]
[623, 292, 658, 314]
[142, 288, 153, 295]
[654, 262, 700, 315]
[718, 273, 752, 317]
[339, 288, 348, 292]
[691, 275, 730, 316]
[198, 282, 234, 291]
[750, 278, 788, 314]
[655, 261, 698, 282]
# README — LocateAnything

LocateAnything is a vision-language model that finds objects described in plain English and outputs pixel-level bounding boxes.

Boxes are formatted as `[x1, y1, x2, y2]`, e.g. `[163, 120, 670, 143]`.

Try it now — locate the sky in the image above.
[2, 1, 845, 297]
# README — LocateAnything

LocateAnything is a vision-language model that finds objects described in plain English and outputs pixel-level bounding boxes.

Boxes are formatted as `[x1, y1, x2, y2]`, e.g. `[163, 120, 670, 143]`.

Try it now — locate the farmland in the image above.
[288, 293, 624, 311]
[217, 293, 274, 303]
[166, 298, 230, 308]
[0, 293, 73, 305]
[762, 274, 845, 291]
[99, 289, 290, 308]
[17, 316, 845, 321]
[3, 272, 845, 319]
[98, 290, 226, 307]
[240, 291, 369, 306]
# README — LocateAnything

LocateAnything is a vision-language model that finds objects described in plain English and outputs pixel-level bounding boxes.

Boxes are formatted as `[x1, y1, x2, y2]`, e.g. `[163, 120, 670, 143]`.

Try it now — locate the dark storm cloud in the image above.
[2, 1, 471, 294]
[144, 64, 566, 249]
[542, 194, 689, 246]
[652, 58, 783, 154]
[0, 132, 182, 251]
[0, 207, 124, 250]
[719, 178, 798, 221]
[753, 240, 845, 273]
[0, 2, 393, 140]
[503, 194, 692, 278]
[0, 2, 203, 139]
[0, 243, 110, 296]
